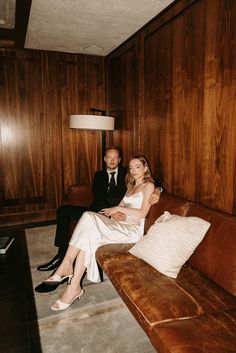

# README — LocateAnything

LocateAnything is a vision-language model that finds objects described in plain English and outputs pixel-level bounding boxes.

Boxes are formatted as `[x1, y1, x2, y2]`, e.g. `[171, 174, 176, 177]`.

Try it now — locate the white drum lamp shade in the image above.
[70, 114, 115, 131]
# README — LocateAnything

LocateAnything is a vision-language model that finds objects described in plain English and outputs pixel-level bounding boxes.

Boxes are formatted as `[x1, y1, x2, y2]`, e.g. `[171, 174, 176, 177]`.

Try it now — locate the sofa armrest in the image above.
[68, 184, 93, 207]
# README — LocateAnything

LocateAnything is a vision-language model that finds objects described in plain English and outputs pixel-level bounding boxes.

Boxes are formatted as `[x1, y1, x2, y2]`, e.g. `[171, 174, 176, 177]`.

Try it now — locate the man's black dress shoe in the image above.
[37, 255, 62, 271]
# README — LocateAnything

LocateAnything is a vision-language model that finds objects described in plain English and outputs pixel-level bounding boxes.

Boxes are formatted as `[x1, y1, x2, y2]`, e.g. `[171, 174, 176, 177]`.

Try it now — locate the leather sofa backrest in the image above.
[187, 203, 236, 297]
[69, 184, 93, 207]
[145, 192, 190, 234]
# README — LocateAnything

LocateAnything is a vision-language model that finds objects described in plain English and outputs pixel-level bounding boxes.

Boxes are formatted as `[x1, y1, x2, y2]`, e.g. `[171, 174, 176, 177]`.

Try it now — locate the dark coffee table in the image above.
[0, 229, 42, 353]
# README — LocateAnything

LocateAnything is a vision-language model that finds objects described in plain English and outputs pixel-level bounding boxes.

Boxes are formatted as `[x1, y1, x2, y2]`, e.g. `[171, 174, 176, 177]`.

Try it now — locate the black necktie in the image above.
[109, 172, 116, 190]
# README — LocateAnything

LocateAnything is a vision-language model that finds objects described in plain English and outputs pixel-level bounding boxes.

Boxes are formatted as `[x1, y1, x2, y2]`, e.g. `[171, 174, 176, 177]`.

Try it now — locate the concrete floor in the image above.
[26, 225, 156, 353]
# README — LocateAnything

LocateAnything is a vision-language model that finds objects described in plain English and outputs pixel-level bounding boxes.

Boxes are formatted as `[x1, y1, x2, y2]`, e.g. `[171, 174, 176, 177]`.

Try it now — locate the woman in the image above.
[45, 156, 154, 310]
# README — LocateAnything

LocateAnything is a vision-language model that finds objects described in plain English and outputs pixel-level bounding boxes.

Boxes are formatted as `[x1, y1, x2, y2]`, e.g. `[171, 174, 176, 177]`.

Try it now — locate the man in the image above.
[37, 146, 162, 272]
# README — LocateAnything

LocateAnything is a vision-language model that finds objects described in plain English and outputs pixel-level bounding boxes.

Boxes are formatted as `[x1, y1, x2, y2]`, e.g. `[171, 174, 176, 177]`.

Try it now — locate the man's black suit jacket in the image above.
[90, 166, 127, 212]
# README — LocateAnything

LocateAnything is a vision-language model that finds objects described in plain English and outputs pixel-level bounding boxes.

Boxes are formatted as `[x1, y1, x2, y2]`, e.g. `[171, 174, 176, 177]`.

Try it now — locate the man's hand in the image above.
[111, 212, 126, 221]
[149, 187, 162, 205]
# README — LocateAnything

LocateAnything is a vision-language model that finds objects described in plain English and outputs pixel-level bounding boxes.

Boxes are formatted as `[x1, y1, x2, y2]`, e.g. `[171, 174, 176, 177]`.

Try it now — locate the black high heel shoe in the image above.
[35, 274, 73, 293]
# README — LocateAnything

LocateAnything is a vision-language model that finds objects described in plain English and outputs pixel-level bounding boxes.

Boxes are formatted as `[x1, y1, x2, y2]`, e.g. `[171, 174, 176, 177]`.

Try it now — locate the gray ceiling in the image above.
[0, 0, 16, 28]
[0, 0, 174, 56]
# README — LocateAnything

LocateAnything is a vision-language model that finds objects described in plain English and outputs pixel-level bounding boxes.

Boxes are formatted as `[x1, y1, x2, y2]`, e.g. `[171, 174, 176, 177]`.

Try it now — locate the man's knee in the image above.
[57, 205, 69, 218]
[57, 205, 85, 221]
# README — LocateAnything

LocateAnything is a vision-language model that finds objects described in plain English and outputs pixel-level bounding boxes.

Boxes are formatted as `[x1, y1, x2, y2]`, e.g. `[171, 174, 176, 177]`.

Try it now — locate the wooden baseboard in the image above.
[0, 209, 56, 228]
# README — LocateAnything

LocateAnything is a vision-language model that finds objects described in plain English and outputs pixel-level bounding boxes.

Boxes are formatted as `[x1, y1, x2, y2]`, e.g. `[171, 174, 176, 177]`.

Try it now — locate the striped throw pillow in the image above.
[129, 211, 210, 278]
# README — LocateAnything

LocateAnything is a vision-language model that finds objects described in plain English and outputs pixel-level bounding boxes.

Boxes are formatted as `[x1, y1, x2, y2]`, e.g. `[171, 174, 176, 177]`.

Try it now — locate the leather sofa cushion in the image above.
[150, 309, 236, 353]
[187, 203, 236, 296]
[96, 244, 236, 337]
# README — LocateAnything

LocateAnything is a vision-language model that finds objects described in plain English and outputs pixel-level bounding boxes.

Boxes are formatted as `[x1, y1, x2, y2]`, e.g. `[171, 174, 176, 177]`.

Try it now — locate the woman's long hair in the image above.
[126, 156, 154, 190]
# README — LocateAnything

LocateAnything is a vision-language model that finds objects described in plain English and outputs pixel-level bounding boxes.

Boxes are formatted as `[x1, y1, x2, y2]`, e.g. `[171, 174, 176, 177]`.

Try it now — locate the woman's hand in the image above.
[99, 206, 119, 217]
[111, 212, 126, 221]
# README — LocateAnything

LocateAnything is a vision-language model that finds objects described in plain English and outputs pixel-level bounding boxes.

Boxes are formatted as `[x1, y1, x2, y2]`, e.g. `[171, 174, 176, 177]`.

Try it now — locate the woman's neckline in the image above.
[126, 181, 147, 197]
[125, 191, 143, 197]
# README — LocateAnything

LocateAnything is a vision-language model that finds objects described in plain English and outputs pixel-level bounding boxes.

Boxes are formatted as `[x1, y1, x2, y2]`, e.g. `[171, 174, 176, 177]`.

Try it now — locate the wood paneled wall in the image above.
[0, 49, 106, 226]
[0, 0, 235, 226]
[107, 0, 236, 214]
[107, 38, 140, 166]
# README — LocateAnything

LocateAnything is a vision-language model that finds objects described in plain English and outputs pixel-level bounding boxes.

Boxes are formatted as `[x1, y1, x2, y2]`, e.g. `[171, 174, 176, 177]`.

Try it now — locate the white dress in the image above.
[69, 192, 145, 283]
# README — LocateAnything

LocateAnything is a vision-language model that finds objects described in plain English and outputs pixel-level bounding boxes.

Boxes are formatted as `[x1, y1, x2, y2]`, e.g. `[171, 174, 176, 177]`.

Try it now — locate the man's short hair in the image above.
[105, 146, 122, 158]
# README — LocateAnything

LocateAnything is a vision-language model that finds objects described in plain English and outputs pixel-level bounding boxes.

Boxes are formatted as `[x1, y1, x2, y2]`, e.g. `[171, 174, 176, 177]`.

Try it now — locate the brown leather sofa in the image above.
[69, 185, 236, 353]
